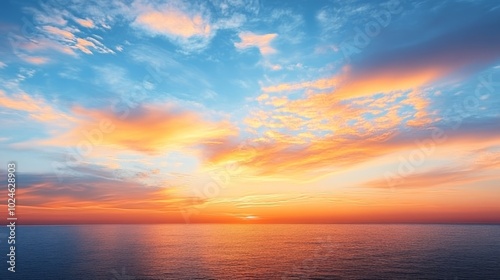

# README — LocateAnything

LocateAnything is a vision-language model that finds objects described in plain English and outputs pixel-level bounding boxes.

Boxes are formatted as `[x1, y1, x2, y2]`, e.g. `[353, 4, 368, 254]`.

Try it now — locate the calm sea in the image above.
[1, 224, 499, 279]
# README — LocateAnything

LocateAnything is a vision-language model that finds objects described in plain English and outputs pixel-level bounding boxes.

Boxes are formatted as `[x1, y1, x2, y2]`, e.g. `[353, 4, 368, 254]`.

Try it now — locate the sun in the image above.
[243, 215, 259, 220]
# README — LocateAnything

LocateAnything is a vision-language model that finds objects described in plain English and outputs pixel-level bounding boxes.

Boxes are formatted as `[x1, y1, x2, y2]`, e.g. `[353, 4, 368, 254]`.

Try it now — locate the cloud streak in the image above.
[0, 90, 73, 122]
[42, 103, 237, 155]
[0, 172, 201, 224]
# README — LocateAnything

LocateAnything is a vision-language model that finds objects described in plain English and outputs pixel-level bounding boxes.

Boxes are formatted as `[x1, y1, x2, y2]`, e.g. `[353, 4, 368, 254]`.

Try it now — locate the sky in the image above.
[0, 0, 499, 224]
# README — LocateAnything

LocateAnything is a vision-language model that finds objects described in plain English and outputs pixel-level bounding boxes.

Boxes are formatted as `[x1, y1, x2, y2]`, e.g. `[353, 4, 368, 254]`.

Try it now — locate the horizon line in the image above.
[11, 222, 500, 226]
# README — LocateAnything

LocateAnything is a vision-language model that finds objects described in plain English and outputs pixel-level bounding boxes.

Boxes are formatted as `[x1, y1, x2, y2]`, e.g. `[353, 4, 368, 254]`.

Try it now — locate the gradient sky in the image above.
[0, 0, 499, 224]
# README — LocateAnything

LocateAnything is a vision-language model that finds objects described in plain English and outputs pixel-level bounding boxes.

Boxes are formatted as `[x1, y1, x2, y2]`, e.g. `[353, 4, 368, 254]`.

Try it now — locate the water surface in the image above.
[1, 224, 499, 279]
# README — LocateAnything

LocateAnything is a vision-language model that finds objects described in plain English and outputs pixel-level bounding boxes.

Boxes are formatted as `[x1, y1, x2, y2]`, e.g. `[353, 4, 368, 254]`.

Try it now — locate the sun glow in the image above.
[244, 215, 259, 220]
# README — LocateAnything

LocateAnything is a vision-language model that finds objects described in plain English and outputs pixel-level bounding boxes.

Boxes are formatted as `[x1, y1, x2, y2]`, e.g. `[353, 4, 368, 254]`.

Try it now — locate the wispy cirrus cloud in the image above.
[0, 90, 73, 122]
[74, 37, 114, 54]
[207, 193, 333, 208]
[5, 3, 115, 63]
[41, 24, 114, 55]
[8, 33, 76, 60]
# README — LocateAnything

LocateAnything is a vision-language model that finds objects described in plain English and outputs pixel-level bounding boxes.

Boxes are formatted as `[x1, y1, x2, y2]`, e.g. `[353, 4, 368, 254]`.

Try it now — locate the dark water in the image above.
[1, 224, 499, 279]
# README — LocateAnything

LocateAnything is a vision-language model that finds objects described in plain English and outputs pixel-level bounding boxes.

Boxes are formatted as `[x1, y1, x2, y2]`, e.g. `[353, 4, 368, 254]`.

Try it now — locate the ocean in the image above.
[1, 224, 499, 279]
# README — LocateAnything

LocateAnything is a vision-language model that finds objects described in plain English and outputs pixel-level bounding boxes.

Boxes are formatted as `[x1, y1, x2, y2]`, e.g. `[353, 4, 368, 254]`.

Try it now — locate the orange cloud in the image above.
[365, 149, 500, 189]
[75, 18, 95, 28]
[0, 173, 202, 224]
[273, 51, 482, 101]
[71, 37, 113, 55]
[367, 167, 481, 189]
[0, 90, 72, 122]
[21, 55, 49, 65]
[249, 88, 427, 145]
[44, 104, 237, 155]
[75, 38, 96, 54]
[43, 26, 75, 40]
[331, 65, 450, 100]
[135, 8, 211, 38]
[210, 109, 500, 181]
[10, 25, 112, 57]
[262, 64, 446, 101]
[235, 32, 278, 55]
[10, 34, 76, 56]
